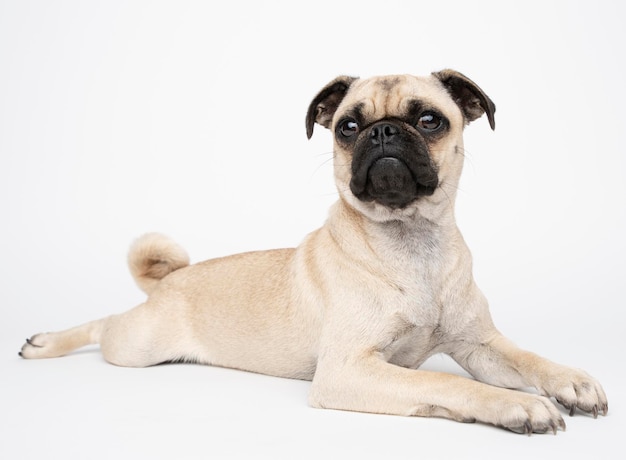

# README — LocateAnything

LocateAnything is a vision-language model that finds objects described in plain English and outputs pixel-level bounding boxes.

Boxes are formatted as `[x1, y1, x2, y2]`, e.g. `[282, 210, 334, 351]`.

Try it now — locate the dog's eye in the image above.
[339, 119, 359, 138]
[417, 113, 442, 132]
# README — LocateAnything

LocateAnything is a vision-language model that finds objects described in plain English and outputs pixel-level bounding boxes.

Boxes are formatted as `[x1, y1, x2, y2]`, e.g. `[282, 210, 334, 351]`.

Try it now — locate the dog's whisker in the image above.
[437, 182, 454, 208]
[311, 155, 334, 174]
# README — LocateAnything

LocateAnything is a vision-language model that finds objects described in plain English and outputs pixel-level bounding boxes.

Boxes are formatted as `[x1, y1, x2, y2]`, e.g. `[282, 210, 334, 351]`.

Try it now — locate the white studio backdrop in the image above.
[1, 1, 624, 459]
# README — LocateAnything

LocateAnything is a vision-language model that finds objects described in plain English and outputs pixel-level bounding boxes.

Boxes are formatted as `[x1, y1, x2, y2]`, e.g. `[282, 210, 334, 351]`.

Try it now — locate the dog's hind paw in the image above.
[19, 333, 55, 359]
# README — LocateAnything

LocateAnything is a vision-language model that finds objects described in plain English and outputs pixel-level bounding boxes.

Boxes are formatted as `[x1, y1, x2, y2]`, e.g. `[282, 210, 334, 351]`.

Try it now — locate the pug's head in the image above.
[306, 70, 495, 222]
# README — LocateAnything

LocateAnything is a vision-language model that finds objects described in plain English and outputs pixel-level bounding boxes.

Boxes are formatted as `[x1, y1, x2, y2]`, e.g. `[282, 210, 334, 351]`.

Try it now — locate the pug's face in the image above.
[306, 70, 495, 222]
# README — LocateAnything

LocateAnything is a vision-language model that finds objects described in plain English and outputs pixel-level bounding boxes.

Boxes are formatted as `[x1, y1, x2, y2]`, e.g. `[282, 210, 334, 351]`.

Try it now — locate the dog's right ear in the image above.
[306, 76, 358, 139]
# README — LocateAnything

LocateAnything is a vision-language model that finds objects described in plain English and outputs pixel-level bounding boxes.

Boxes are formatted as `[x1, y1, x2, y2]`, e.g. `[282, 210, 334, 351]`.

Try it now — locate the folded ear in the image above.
[306, 76, 358, 139]
[432, 69, 496, 130]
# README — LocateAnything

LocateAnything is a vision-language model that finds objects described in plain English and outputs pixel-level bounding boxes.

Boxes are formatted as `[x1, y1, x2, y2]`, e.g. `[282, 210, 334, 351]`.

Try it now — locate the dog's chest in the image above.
[333, 217, 469, 367]
[372, 251, 456, 368]
[376, 296, 445, 369]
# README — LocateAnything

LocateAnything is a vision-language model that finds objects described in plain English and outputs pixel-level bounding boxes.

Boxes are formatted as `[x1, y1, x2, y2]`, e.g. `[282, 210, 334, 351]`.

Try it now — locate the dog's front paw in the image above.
[484, 390, 566, 435]
[538, 366, 608, 418]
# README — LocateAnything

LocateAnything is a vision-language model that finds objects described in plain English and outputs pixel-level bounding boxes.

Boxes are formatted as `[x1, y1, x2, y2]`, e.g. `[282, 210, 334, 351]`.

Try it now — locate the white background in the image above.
[1, 0, 624, 458]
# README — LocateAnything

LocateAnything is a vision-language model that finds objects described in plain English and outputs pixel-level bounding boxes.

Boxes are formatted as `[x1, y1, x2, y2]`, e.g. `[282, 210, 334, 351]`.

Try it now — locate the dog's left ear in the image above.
[432, 69, 496, 130]
[306, 75, 358, 139]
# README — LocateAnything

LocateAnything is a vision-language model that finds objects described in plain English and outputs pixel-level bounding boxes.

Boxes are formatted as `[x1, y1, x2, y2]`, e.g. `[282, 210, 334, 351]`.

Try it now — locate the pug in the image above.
[20, 69, 607, 434]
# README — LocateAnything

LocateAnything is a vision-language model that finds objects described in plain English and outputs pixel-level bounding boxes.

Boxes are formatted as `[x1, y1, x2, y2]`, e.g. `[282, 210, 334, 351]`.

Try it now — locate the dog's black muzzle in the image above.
[349, 121, 438, 209]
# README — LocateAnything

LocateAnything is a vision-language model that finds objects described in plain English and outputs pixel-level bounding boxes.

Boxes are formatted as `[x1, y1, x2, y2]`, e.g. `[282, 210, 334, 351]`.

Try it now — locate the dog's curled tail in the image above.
[128, 233, 190, 295]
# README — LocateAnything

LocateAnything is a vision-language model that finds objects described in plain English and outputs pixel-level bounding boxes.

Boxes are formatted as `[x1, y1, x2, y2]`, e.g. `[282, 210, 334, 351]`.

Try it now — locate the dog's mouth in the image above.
[351, 156, 438, 210]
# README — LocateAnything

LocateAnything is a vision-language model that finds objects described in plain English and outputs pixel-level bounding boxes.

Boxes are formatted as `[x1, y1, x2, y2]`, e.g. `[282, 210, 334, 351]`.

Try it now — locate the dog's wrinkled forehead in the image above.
[337, 74, 462, 126]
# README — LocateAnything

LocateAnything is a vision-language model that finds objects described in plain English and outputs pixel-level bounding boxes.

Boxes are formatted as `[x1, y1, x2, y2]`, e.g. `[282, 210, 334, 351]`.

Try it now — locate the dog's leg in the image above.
[20, 302, 191, 367]
[20, 319, 104, 359]
[309, 353, 566, 434]
[450, 333, 608, 418]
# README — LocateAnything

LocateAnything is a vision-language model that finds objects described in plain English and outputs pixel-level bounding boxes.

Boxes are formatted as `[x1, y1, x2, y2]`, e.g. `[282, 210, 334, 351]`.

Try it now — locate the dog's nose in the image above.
[370, 123, 399, 145]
